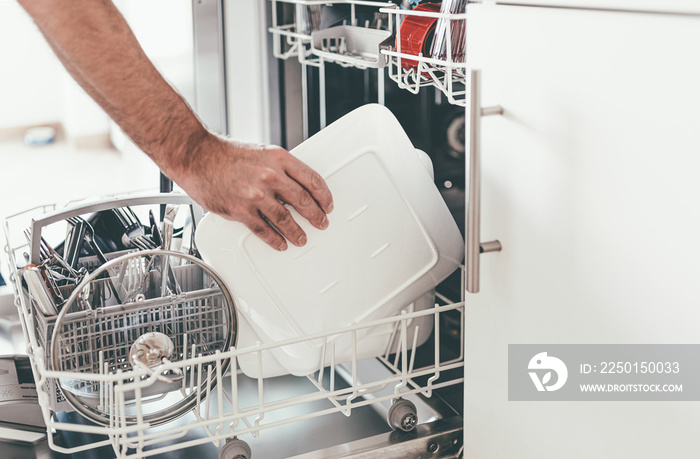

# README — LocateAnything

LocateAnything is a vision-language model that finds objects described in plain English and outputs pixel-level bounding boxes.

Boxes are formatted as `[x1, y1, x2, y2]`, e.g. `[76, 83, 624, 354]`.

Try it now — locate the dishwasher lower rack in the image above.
[3, 200, 465, 459]
[35, 300, 465, 458]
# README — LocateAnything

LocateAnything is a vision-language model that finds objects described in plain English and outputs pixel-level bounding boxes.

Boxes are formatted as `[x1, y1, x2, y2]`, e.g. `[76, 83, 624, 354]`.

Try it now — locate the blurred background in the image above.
[0, 0, 195, 216]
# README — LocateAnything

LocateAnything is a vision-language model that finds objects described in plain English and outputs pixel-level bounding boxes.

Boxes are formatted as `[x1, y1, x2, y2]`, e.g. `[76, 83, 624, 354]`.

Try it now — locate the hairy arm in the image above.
[19, 0, 333, 251]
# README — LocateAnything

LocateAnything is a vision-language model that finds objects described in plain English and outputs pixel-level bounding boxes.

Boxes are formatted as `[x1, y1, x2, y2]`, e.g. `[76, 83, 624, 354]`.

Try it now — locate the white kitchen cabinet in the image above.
[477, 0, 700, 15]
[465, 4, 700, 458]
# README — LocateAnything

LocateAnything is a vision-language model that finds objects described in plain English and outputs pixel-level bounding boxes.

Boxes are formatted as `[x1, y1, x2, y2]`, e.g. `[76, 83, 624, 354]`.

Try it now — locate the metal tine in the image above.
[145, 234, 158, 249]
[69, 217, 107, 263]
[135, 234, 157, 250]
[65, 216, 83, 264]
[131, 236, 154, 251]
[116, 214, 157, 250]
[66, 217, 84, 231]
[39, 245, 50, 261]
[69, 216, 123, 303]
[40, 237, 54, 260]
[132, 238, 147, 251]
[64, 216, 87, 270]
[113, 207, 148, 249]
[24, 229, 49, 261]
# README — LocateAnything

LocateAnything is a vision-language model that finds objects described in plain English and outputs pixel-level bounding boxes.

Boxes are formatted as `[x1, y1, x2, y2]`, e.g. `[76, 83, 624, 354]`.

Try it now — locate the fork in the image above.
[111, 208, 158, 251]
[23, 228, 57, 262]
[24, 229, 49, 261]
[67, 217, 107, 264]
[130, 234, 158, 251]
[63, 217, 87, 269]
[67, 216, 122, 303]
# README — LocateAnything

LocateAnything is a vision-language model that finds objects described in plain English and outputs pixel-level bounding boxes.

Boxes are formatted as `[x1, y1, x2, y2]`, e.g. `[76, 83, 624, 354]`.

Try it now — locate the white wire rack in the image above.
[380, 6, 468, 106]
[268, 1, 468, 109]
[2, 197, 465, 459]
[268, 0, 396, 134]
[269, 0, 320, 66]
[269, 0, 395, 66]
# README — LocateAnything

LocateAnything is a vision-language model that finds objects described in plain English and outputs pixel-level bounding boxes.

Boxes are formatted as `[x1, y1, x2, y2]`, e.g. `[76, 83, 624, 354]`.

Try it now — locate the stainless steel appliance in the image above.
[189, 2, 469, 457]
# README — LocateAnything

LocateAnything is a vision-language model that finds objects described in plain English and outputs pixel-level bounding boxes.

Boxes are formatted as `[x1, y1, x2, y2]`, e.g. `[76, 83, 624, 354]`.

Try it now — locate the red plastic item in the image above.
[396, 3, 442, 69]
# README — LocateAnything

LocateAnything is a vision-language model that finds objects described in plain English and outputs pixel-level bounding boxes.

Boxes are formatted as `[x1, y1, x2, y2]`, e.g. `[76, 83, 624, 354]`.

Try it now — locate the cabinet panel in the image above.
[478, 0, 700, 15]
[465, 5, 700, 458]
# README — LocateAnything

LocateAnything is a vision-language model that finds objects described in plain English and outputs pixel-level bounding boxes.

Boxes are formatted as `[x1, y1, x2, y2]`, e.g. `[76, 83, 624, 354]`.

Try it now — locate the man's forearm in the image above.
[19, 0, 206, 181]
[21, 0, 334, 251]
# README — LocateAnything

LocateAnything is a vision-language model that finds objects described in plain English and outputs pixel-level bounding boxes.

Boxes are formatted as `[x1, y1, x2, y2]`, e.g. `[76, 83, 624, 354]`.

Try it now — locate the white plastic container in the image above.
[235, 290, 436, 378]
[236, 146, 438, 379]
[195, 104, 464, 376]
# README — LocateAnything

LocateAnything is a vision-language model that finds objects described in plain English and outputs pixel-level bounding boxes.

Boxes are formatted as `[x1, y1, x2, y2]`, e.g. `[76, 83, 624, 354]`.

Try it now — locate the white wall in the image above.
[61, 78, 111, 140]
[116, 0, 195, 105]
[224, 0, 269, 143]
[0, 1, 110, 138]
[0, 1, 64, 129]
[1, 0, 194, 142]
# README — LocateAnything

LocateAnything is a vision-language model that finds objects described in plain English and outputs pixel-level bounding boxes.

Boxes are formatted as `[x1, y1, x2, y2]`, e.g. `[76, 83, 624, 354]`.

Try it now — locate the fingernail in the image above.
[320, 215, 329, 229]
[296, 234, 307, 246]
[278, 242, 287, 251]
[327, 202, 334, 213]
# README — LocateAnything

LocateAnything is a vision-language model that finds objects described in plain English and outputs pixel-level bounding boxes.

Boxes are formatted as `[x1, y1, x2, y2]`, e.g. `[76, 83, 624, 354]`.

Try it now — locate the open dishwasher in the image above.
[3, 191, 464, 459]
[0, 0, 471, 456]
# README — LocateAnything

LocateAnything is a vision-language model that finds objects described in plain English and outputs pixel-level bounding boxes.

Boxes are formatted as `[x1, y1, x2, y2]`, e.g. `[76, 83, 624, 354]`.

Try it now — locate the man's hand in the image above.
[19, 0, 332, 250]
[176, 134, 333, 251]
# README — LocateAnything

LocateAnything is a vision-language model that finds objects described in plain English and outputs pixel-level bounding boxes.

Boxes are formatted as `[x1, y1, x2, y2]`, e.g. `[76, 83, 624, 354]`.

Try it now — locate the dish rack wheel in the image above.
[387, 398, 418, 432]
[219, 437, 252, 459]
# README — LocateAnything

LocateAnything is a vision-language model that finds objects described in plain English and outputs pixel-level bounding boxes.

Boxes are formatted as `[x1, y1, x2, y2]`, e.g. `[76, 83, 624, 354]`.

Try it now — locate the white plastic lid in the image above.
[196, 104, 463, 376]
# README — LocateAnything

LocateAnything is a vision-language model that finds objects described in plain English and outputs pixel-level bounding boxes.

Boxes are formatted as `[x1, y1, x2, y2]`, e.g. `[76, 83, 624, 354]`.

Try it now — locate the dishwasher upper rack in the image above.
[268, 0, 396, 67]
[3, 196, 465, 459]
[268, 1, 468, 106]
[379, 5, 468, 106]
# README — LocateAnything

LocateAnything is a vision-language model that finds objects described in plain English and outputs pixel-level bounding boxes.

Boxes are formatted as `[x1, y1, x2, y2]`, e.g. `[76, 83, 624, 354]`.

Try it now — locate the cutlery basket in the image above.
[4, 194, 237, 424]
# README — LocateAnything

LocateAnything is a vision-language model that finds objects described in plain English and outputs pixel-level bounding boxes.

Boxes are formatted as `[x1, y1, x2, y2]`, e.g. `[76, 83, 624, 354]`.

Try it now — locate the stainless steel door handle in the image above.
[466, 70, 502, 294]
